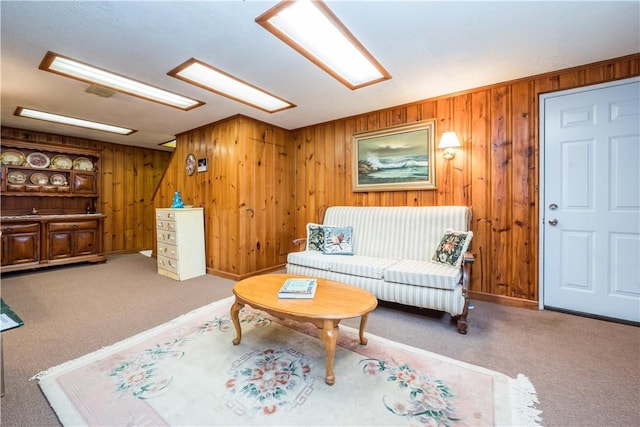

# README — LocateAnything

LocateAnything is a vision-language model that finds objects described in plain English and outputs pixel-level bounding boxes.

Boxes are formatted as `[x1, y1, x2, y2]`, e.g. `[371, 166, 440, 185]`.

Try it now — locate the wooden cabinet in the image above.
[156, 208, 205, 281]
[48, 220, 100, 260]
[0, 139, 105, 273]
[0, 215, 105, 272]
[70, 171, 97, 194]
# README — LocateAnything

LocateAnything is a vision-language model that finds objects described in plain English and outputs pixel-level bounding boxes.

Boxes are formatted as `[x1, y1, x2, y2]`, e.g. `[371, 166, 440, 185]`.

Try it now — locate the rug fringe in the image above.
[510, 373, 544, 427]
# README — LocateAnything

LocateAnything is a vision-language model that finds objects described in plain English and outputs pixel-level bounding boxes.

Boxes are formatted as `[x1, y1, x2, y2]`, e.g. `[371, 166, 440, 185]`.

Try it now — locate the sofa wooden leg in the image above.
[456, 316, 468, 334]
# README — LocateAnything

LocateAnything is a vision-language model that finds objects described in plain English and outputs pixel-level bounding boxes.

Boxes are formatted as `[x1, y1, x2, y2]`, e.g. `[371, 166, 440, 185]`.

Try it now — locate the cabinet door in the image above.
[74, 229, 97, 256]
[1, 223, 40, 266]
[48, 221, 98, 258]
[49, 231, 73, 259]
[71, 172, 97, 194]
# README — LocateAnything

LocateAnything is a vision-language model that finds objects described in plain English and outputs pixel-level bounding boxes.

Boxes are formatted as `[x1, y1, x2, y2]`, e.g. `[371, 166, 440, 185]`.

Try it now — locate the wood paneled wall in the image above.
[1, 127, 171, 253]
[5, 54, 637, 305]
[152, 115, 294, 279]
[291, 54, 640, 307]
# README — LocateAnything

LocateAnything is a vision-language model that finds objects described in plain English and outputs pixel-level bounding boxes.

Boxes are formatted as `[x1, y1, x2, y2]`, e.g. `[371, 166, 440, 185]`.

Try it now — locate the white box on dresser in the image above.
[156, 207, 205, 281]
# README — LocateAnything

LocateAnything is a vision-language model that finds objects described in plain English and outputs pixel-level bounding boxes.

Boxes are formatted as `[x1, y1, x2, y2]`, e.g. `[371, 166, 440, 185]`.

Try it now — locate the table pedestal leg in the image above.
[230, 299, 244, 345]
[318, 319, 338, 385]
[358, 313, 370, 345]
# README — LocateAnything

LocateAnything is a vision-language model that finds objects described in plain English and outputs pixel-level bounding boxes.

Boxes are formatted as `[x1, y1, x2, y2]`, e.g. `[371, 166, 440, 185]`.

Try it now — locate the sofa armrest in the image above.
[461, 252, 474, 289]
[292, 238, 307, 251]
[457, 251, 474, 334]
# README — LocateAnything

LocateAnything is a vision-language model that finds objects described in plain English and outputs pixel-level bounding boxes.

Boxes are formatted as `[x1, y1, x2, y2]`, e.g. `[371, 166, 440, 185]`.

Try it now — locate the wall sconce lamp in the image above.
[438, 132, 461, 160]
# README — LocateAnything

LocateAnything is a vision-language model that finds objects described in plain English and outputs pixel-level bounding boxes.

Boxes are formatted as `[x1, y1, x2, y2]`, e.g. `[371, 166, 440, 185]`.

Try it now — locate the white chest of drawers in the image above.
[156, 207, 205, 281]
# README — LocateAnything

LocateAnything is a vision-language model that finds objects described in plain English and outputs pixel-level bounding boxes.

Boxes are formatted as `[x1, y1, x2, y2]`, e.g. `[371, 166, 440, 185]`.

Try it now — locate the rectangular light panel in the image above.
[168, 58, 295, 113]
[15, 107, 136, 135]
[40, 52, 204, 111]
[256, 0, 391, 90]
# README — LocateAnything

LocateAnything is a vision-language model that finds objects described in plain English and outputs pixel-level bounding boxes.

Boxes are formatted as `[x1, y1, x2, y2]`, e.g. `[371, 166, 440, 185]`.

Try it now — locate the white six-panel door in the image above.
[540, 77, 640, 323]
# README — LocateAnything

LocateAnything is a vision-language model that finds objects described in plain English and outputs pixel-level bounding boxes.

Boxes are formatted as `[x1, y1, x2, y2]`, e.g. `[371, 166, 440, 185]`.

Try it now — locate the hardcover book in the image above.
[278, 278, 317, 299]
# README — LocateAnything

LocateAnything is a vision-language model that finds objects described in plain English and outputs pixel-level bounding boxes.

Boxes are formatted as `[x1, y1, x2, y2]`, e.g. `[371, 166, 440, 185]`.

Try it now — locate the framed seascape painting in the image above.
[352, 120, 436, 192]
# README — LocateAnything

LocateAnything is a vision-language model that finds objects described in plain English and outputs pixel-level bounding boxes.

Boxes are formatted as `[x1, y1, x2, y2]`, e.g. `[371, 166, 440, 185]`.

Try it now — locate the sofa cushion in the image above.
[306, 222, 325, 251]
[328, 255, 399, 280]
[432, 229, 473, 268]
[384, 259, 462, 290]
[322, 226, 354, 255]
[287, 250, 332, 270]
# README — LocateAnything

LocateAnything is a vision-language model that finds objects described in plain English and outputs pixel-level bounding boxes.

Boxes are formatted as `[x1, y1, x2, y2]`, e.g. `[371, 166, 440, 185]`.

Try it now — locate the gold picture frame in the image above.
[185, 153, 196, 176]
[352, 120, 436, 192]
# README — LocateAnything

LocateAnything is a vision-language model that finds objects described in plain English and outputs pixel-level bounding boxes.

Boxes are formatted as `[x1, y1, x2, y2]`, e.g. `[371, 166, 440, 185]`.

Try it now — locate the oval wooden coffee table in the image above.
[231, 273, 378, 385]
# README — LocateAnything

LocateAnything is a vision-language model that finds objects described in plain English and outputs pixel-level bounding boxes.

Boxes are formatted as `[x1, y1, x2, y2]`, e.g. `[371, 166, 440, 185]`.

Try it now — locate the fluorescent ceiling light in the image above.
[39, 52, 204, 111]
[160, 139, 176, 148]
[256, 0, 391, 90]
[168, 58, 295, 113]
[15, 107, 136, 135]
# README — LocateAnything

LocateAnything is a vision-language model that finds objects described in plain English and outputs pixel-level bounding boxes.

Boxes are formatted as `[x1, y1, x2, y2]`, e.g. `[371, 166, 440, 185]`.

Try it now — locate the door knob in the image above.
[548, 218, 558, 226]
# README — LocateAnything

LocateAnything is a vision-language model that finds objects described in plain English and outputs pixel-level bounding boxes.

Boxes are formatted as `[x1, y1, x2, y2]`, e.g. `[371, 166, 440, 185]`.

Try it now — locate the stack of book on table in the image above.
[278, 278, 317, 299]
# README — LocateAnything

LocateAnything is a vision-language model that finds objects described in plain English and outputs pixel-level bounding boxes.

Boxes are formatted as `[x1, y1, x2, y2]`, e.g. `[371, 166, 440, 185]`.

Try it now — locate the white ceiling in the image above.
[2, 1, 639, 151]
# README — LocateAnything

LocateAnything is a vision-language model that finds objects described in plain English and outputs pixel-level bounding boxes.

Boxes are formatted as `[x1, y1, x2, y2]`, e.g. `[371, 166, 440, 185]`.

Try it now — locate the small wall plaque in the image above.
[198, 157, 207, 172]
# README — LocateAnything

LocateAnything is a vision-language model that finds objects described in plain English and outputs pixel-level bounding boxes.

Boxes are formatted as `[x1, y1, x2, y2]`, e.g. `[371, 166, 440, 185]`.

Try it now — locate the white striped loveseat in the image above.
[286, 206, 474, 334]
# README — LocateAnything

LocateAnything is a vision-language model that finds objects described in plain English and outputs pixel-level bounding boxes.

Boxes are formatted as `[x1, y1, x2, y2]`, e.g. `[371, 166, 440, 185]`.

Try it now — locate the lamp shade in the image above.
[438, 132, 461, 149]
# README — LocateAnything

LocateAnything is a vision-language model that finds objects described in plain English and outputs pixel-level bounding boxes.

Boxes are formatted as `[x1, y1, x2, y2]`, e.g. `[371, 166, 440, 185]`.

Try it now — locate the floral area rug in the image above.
[34, 296, 542, 426]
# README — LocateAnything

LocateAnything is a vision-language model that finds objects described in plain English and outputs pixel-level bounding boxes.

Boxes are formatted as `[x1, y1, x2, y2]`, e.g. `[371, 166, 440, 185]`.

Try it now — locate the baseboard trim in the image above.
[469, 291, 539, 310]
[206, 264, 286, 281]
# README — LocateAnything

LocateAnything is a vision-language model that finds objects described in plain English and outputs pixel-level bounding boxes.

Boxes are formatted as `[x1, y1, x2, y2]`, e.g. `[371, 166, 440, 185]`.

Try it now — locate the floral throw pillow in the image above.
[306, 223, 325, 251]
[322, 226, 354, 255]
[432, 229, 473, 268]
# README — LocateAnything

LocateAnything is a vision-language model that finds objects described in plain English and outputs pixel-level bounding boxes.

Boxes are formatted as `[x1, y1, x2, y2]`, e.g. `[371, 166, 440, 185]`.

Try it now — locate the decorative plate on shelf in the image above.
[73, 157, 94, 171]
[30, 172, 49, 185]
[50, 155, 73, 170]
[50, 173, 68, 186]
[1, 150, 26, 166]
[7, 170, 27, 184]
[26, 152, 51, 168]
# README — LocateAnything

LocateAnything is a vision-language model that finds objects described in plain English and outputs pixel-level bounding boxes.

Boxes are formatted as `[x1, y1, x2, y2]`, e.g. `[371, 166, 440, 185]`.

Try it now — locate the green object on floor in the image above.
[1, 299, 23, 332]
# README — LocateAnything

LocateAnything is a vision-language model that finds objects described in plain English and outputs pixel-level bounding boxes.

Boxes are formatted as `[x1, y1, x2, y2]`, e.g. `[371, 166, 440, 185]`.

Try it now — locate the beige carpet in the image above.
[33, 296, 541, 426]
[1, 253, 639, 426]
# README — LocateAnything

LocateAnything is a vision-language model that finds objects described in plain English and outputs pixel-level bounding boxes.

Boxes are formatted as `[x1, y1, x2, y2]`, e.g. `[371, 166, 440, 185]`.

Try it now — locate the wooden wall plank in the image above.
[452, 94, 471, 206]
[334, 120, 347, 207]
[110, 144, 124, 251]
[142, 150, 156, 250]
[489, 86, 512, 296]
[470, 90, 491, 293]
[510, 81, 536, 299]
[122, 145, 136, 251]
[100, 144, 115, 253]
[260, 126, 271, 270]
